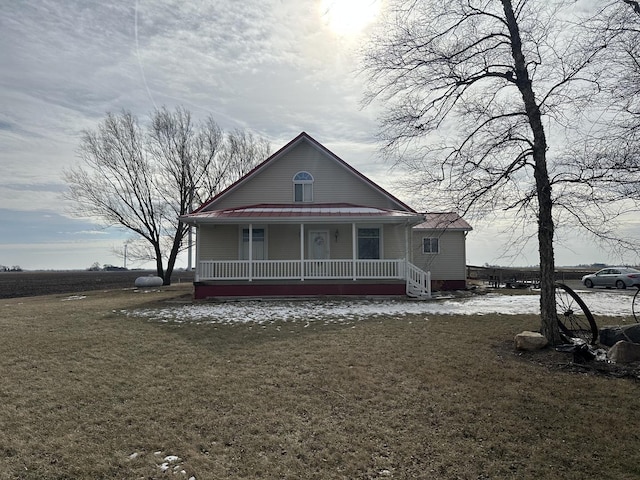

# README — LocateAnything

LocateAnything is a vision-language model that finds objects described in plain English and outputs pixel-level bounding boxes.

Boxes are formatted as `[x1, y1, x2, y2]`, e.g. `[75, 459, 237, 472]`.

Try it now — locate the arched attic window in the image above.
[293, 171, 313, 202]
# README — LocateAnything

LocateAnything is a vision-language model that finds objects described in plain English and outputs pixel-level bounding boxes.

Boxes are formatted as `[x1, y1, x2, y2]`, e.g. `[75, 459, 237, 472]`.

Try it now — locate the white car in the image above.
[581, 267, 640, 289]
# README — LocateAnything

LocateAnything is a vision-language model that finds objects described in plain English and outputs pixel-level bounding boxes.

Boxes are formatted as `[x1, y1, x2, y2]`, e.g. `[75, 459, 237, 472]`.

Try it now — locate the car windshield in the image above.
[595, 268, 640, 275]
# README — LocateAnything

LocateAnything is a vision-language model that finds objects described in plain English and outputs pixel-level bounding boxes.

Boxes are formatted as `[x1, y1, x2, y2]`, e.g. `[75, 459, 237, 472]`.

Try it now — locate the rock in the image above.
[134, 276, 164, 287]
[515, 331, 548, 351]
[599, 323, 640, 347]
[608, 340, 640, 364]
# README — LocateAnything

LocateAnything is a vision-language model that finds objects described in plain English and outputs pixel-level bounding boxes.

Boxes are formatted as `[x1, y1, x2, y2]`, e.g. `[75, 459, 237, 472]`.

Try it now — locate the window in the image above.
[293, 171, 313, 202]
[358, 228, 380, 259]
[241, 228, 265, 260]
[423, 237, 439, 254]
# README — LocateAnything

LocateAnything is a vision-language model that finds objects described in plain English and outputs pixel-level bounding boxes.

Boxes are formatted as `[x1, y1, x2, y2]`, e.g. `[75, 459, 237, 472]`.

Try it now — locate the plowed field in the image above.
[0, 270, 194, 299]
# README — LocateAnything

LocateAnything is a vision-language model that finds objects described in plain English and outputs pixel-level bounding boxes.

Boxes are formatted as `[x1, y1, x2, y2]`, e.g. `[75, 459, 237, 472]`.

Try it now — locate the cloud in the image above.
[0, 208, 135, 270]
[0, 209, 125, 244]
[3, 0, 633, 270]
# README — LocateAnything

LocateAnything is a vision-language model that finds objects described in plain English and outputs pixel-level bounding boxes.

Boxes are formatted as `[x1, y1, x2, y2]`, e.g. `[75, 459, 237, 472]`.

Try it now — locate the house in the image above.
[180, 132, 471, 299]
[412, 213, 472, 291]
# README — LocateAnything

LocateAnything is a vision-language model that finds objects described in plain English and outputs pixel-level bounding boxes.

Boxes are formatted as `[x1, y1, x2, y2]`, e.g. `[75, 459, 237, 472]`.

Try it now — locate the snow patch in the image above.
[122, 290, 636, 325]
[141, 451, 193, 477]
[61, 295, 87, 301]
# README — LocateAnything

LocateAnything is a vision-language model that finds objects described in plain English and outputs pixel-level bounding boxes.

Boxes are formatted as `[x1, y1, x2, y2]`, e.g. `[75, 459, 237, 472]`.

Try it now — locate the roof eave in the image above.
[181, 214, 425, 225]
[414, 226, 473, 232]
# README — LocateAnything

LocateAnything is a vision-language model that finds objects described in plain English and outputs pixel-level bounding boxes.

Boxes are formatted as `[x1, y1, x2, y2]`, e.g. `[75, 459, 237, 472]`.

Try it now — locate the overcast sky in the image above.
[1, 0, 637, 271]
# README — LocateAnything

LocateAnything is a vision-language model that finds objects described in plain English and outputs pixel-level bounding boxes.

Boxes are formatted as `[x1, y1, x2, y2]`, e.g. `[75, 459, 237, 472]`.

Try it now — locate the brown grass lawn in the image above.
[1, 286, 639, 479]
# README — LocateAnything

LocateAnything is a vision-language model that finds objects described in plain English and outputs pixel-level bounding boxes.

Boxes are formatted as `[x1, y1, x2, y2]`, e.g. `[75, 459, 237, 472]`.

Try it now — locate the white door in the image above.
[309, 231, 330, 260]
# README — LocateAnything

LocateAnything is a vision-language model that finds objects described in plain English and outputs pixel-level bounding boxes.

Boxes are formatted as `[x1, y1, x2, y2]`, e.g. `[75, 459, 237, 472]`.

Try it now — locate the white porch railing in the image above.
[197, 259, 431, 298]
[197, 259, 406, 281]
[406, 262, 432, 298]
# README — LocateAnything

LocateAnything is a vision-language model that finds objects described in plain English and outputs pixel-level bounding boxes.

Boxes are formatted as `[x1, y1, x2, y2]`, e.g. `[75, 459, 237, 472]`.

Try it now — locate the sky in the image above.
[1, 0, 638, 271]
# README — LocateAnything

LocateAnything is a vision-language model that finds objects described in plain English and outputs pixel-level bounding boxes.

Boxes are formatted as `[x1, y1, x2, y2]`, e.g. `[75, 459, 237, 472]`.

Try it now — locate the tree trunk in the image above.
[163, 224, 187, 286]
[534, 153, 563, 344]
[153, 244, 167, 285]
[502, 0, 563, 344]
[164, 262, 175, 286]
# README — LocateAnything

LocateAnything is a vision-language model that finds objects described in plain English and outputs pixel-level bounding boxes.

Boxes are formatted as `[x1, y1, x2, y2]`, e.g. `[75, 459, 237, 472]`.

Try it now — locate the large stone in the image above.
[599, 323, 640, 347]
[515, 331, 548, 351]
[608, 340, 640, 364]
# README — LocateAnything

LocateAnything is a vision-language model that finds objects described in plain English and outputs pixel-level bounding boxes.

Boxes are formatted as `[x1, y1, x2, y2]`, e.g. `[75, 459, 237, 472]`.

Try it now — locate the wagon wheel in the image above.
[554, 282, 598, 345]
[633, 287, 640, 323]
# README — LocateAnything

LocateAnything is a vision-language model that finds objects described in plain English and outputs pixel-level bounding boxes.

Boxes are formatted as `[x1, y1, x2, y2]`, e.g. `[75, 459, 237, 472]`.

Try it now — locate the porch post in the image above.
[195, 224, 200, 282]
[248, 223, 253, 281]
[404, 224, 413, 270]
[300, 223, 305, 281]
[404, 223, 409, 279]
[352, 222, 357, 281]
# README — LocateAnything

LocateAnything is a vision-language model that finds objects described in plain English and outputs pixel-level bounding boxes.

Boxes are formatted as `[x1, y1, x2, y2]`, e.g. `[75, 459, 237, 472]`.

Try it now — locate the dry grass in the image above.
[1, 286, 640, 479]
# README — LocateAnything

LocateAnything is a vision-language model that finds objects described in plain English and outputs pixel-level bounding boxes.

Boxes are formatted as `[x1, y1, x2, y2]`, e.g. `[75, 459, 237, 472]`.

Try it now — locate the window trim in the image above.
[422, 236, 440, 255]
[293, 171, 314, 203]
[357, 225, 382, 260]
[239, 225, 267, 260]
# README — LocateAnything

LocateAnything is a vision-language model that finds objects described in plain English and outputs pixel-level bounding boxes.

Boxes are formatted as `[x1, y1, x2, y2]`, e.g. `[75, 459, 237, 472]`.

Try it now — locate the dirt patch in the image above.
[496, 340, 640, 381]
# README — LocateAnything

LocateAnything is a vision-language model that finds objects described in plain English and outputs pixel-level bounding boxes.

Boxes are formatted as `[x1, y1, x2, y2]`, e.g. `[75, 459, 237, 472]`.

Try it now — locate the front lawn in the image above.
[1, 286, 639, 479]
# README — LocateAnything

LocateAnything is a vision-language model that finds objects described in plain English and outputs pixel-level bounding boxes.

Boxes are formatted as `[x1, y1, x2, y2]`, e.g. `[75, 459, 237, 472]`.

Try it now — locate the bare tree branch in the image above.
[361, 0, 640, 344]
[64, 107, 270, 284]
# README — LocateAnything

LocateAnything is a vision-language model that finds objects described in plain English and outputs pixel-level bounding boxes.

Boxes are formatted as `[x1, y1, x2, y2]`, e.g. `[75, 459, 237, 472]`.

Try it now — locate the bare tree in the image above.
[589, 1, 640, 151]
[557, 0, 640, 254]
[64, 107, 270, 285]
[362, 0, 615, 344]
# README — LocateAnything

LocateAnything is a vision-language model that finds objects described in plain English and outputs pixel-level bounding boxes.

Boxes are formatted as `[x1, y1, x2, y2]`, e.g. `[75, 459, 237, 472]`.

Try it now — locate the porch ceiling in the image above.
[181, 203, 425, 225]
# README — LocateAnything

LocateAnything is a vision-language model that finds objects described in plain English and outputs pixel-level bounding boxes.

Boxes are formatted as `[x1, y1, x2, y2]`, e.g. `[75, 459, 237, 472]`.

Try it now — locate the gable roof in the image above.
[414, 212, 473, 231]
[193, 132, 416, 214]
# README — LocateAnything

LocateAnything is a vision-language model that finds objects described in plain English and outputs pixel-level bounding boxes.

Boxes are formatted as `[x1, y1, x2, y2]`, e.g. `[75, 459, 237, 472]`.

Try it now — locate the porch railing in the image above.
[197, 259, 406, 281]
[406, 262, 432, 298]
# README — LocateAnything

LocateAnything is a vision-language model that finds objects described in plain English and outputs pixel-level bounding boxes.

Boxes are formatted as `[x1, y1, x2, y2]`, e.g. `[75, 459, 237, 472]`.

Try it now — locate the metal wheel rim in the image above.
[555, 282, 598, 344]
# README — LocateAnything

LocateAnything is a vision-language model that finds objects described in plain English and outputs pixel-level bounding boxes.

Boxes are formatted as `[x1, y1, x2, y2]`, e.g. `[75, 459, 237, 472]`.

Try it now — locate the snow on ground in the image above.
[123, 289, 638, 325]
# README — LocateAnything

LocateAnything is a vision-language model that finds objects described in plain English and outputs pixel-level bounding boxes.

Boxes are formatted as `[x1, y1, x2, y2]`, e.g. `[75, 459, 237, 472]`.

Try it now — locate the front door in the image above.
[309, 230, 330, 260]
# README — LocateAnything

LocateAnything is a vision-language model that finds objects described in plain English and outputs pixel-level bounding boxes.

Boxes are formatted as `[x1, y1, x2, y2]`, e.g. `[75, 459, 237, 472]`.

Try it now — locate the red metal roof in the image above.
[182, 203, 424, 223]
[414, 212, 473, 231]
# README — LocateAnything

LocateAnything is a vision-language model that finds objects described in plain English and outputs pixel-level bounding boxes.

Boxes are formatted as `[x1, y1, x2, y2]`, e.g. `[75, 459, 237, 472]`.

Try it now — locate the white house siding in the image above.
[210, 141, 402, 210]
[198, 225, 238, 260]
[383, 224, 407, 259]
[198, 223, 409, 261]
[268, 225, 300, 259]
[331, 225, 352, 259]
[411, 230, 467, 280]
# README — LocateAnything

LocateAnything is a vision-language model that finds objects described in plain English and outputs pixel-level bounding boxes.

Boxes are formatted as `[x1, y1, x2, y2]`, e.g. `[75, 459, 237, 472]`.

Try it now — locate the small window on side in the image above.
[423, 237, 439, 254]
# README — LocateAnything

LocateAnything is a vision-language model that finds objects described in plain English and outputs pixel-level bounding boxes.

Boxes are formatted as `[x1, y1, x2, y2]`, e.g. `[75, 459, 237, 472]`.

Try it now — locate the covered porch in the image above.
[195, 259, 430, 299]
[183, 204, 431, 299]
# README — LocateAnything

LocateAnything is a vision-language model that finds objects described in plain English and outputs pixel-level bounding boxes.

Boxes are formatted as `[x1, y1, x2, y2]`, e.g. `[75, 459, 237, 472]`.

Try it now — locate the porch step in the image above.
[407, 286, 431, 299]
[406, 263, 431, 299]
